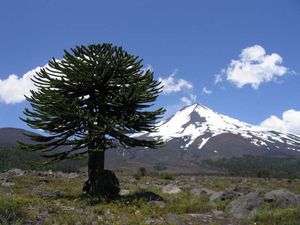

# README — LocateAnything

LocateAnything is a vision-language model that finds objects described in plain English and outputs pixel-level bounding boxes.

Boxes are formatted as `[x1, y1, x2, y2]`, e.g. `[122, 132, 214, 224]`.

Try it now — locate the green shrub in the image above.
[133, 167, 147, 180]
[0, 196, 31, 225]
[257, 169, 271, 178]
[153, 163, 167, 172]
[215, 199, 231, 211]
[160, 172, 175, 180]
[138, 167, 146, 177]
[247, 208, 300, 225]
[167, 192, 211, 214]
[133, 173, 141, 180]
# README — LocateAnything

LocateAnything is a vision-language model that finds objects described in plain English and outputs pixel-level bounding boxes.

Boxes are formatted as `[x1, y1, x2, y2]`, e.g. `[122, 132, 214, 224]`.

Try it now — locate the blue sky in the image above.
[0, 0, 300, 134]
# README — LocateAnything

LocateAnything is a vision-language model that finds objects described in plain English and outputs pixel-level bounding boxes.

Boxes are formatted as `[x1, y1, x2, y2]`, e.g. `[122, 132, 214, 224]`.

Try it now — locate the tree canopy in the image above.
[20, 44, 165, 162]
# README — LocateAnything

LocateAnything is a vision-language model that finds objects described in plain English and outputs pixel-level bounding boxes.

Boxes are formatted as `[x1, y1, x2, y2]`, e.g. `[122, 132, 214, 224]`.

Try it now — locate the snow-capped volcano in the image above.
[138, 103, 300, 155]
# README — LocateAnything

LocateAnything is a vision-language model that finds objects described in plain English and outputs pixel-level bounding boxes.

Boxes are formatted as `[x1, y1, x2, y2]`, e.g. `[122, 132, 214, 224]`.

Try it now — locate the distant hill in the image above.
[0, 127, 88, 172]
[1, 102, 300, 178]
[0, 127, 36, 145]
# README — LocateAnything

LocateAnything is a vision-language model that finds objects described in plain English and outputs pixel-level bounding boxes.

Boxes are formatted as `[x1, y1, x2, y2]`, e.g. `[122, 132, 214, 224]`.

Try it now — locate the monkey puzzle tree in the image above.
[20, 44, 165, 196]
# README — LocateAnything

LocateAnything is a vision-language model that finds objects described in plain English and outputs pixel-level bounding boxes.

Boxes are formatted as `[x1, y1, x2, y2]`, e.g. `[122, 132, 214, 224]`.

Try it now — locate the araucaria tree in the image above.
[21, 44, 165, 196]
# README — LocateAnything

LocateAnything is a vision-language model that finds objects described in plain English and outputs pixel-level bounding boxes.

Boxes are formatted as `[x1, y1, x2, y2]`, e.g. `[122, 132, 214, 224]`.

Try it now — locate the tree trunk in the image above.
[83, 149, 105, 195]
[83, 149, 120, 197]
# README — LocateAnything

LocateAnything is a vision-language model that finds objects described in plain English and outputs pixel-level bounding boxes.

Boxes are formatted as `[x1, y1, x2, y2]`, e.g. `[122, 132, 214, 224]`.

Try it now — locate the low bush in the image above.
[160, 172, 175, 180]
[247, 208, 300, 225]
[0, 196, 32, 225]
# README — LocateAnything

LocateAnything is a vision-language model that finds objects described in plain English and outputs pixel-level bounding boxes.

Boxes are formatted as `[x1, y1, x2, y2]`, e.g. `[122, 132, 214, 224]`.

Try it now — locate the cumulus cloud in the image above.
[260, 109, 300, 134]
[180, 94, 197, 106]
[159, 71, 193, 94]
[202, 87, 213, 95]
[0, 67, 42, 104]
[217, 45, 290, 89]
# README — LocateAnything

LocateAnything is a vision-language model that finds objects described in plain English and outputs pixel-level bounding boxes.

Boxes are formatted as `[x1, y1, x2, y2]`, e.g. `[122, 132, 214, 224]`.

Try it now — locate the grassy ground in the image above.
[0, 172, 299, 225]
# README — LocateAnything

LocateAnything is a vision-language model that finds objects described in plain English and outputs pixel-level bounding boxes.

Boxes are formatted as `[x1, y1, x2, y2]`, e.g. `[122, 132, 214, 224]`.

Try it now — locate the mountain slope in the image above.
[134, 103, 300, 158]
[1, 104, 300, 174]
[0, 127, 37, 145]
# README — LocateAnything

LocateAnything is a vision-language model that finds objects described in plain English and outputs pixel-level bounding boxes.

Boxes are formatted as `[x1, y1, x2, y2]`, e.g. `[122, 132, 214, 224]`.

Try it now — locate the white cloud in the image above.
[180, 94, 197, 106]
[219, 45, 290, 89]
[159, 71, 193, 94]
[260, 109, 300, 134]
[214, 73, 224, 84]
[202, 87, 213, 95]
[0, 67, 42, 104]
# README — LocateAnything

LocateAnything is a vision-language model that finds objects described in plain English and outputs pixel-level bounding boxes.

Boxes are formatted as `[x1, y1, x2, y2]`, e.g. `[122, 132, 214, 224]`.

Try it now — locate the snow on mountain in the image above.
[140, 103, 300, 153]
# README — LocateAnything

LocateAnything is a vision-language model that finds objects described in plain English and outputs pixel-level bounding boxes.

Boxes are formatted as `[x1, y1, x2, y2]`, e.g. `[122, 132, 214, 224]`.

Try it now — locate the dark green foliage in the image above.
[0, 196, 31, 225]
[160, 172, 175, 180]
[133, 167, 147, 180]
[0, 145, 38, 171]
[20, 43, 165, 162]
[203, 155, 300, 178]
[138, 167, 146, 176]
[0, 144, 86, 172]
[153, 163, 167, 171]
[248, 208, 300, 225]
[257, 169, 271, 179]
[133, 173, 141, 180]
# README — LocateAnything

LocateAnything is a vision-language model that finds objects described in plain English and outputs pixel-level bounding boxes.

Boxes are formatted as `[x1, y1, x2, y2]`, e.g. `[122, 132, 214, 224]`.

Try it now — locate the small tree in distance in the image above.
[20, 43, 165, 197]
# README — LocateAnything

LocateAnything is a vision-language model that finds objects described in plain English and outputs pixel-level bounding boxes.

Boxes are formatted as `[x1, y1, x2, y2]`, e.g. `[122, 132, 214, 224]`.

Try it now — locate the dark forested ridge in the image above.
[1, 127, 300, 178]
[0, 144, 87, 172]
[0, 128, 86, 172]
[203, 155, 300, 178]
